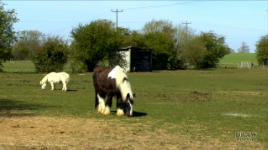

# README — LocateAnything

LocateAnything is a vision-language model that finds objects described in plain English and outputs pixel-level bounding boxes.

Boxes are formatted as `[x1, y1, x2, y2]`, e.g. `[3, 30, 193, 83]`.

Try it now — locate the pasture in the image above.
[0, 60, 267, 149]
[219, 53, 257, 68]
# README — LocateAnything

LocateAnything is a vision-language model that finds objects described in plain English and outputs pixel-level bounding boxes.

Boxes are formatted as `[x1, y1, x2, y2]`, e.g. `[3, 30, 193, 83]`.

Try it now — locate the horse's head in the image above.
[119, 77, 135, 117]
[124, 93, 134, 117]
[40, 80, 47, 89]
[40, 81, 47, 89]
[40, 74, 49, 90]
[108, 65, 135, 117]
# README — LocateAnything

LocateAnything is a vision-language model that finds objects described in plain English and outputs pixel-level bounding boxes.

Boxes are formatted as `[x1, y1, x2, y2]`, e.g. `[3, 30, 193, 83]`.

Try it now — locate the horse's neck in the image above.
[41, 75, 49, 83]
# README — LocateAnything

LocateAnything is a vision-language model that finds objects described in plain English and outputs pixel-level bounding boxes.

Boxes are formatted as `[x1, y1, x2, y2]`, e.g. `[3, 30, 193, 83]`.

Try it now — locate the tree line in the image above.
[1, 3, 268, 72]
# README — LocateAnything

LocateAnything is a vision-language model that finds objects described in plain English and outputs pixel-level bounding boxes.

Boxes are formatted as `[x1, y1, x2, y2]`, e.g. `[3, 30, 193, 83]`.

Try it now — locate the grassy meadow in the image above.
[219, 53, 257, 68]
[0, 56, 267, 149]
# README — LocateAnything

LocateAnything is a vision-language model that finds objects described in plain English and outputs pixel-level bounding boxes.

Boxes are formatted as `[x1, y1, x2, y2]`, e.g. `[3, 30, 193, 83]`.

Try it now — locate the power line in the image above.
[125, 1, 195, 10]
[182, 21, 191, 33]
[111, 9, 123, 30]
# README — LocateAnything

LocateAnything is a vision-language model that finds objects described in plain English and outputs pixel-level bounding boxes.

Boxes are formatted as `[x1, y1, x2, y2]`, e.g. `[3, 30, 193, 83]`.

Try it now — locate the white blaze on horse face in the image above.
[108, 66, 134, 101]
[128, 100, 133, 116]
[97, 94, 105, 114]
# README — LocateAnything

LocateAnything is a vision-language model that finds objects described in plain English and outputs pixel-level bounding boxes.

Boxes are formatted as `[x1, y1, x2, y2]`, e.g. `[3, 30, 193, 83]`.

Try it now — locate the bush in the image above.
[11, 30, 43, 60]
[198, 32, 230, 68]
[69, 57, 87, 73]
[143, 20, 176, 70]
[181, 37, 207, 69]
[256, 35, 268, 65]
[32, 36, 68, 73]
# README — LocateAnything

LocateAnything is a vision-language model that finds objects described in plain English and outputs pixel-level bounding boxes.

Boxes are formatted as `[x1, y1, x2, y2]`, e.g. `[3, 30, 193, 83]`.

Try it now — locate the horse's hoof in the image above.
[103, 106, 110, 115]
[97, 105, 105, 114]
[116, 109, 124, 116]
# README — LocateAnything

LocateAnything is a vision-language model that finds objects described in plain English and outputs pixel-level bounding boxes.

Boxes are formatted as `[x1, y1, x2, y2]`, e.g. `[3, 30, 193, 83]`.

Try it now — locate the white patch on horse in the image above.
[40, 72, 70, 91]
[116, 108, 124, 116]
[128, 100, 133, 116]
[108, 66, 134, 101]
[97, 94, 105, 114]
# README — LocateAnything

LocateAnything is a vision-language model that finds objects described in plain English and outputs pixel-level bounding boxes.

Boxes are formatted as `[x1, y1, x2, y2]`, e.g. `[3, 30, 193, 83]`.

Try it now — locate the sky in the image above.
[3, 0, 268, 52]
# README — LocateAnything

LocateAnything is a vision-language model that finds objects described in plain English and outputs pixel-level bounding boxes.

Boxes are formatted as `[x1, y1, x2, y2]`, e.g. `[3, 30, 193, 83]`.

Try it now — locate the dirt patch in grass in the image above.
[0, 115, 264, 150]
[187, 91, 212, 102]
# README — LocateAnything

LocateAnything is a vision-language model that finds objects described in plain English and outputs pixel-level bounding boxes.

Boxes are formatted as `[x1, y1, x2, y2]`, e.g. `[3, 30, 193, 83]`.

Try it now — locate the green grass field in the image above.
[219, 53, 257, 68]
[0, 59, 267, 149]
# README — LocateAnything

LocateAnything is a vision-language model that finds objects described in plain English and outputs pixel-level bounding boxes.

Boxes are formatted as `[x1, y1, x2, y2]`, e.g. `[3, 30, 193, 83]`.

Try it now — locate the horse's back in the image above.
[58, 72, 70, 82]
[93, 67, 111, 80]
[58, 72, 69, 78]
[93, 67, 115, 90]
[46, 72, 69, 82]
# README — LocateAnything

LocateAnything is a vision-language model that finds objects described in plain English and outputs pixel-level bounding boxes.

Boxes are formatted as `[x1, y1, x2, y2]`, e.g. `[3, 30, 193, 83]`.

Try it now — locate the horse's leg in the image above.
[95, 91, 99, 109]
[97, 94, 106, 114]
[62, 81, 67, 91]
[50, 82, 54, 90]
[116, 94, 124, 116]
[103, 95, 112, 115]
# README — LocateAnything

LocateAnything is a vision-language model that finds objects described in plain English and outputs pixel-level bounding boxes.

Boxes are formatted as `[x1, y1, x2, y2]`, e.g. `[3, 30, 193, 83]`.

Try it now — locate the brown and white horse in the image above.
[93, 65, 134, 116]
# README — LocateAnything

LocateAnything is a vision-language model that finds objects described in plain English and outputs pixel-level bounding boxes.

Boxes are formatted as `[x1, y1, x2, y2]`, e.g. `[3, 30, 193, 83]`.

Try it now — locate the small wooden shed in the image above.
[120, 46, 152, 72]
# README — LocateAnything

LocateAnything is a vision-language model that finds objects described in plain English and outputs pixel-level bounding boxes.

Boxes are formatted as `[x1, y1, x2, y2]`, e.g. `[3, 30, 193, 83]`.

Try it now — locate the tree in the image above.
[32, 36, 69, 72]
[0, 3, 18, 71]
[12, 30, 44, 60]
[125, 31, 147, 48]
[143, 20, 175, 39]
[238, 42, 250, 53]
[171, 25, 196, 69]
[70, 20, 122, 72]
[256, 35, 268, 65]
[198, 32, 230, 68]
[143, 20, 176, 70]
[181, 37, 207, 69]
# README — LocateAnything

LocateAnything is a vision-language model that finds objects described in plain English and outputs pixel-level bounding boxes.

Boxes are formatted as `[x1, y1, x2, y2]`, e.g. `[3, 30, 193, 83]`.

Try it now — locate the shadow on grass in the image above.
[109, 110, 147, 117]
[0, 98, 55, 117]
[132, 111, 147, 117]
[67, 89, 78, 92]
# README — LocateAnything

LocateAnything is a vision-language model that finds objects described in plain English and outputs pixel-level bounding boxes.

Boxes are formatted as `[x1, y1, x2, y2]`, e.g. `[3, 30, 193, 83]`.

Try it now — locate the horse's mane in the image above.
[40, 74, 49, 84]
[108, 66, 134, 101]
[108, 66, 126, 87]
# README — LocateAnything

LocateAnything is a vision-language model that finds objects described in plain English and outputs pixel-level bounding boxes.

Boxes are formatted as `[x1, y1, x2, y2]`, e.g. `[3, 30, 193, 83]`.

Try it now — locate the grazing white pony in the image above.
[40, 72, 70, 91]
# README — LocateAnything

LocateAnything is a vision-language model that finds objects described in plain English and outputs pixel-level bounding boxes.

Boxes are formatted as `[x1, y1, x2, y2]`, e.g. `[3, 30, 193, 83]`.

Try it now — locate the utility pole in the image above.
[111, 9, 123, 31]
[182, 21, 191, 41]
[182, 21, 191, 33]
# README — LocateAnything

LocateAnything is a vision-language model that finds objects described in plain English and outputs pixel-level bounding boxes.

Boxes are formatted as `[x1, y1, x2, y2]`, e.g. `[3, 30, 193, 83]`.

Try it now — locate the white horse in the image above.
[40, 72, 70, 91]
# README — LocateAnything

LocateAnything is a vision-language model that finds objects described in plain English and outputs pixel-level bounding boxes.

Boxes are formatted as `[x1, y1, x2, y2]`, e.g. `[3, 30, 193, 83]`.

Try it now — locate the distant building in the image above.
[120, 46, 152, 72]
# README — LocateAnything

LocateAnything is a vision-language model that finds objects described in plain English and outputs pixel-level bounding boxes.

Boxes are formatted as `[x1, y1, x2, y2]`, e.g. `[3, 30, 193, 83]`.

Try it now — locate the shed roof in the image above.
[120, 46, 152, 52]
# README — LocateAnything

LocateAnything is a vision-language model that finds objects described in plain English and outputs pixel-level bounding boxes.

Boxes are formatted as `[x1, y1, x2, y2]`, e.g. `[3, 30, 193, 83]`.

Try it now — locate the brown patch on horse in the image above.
[93, 67, 119, 97]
